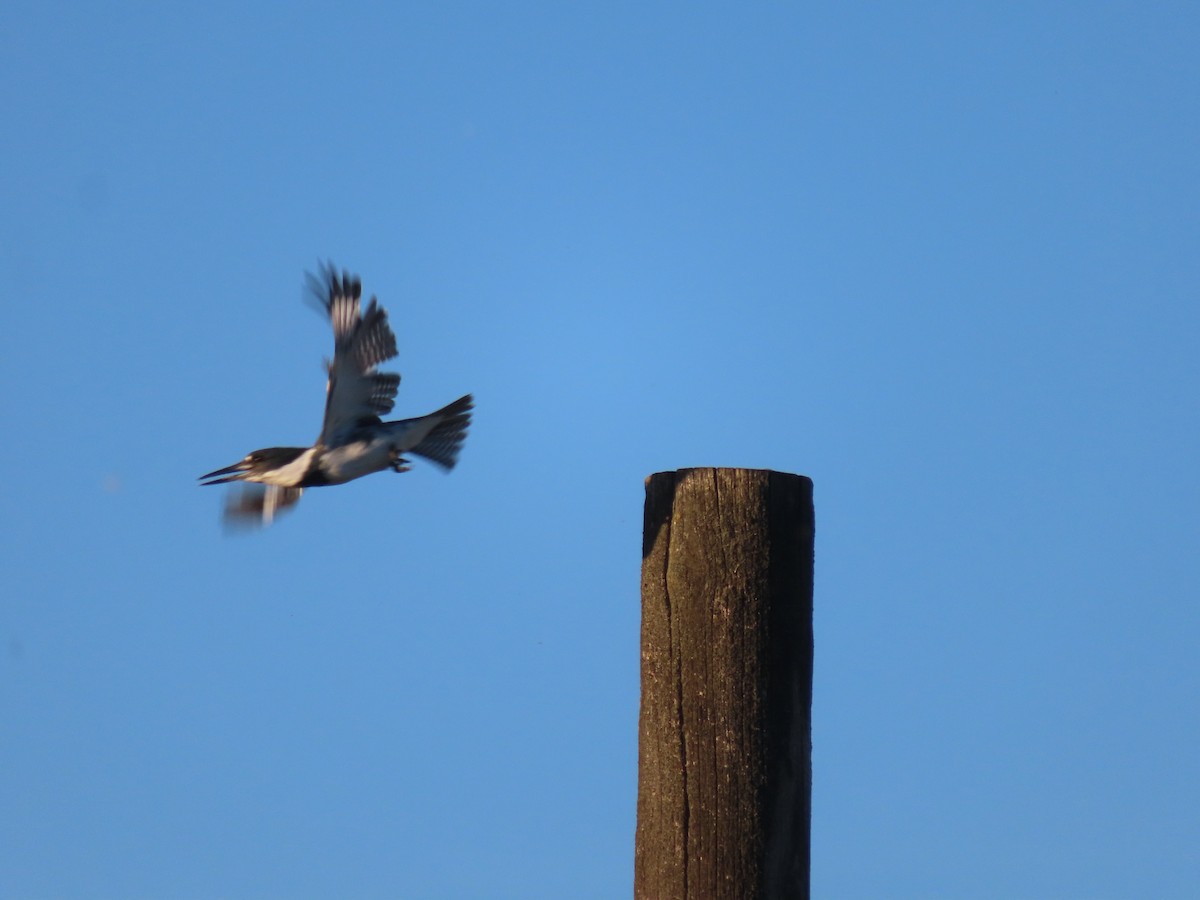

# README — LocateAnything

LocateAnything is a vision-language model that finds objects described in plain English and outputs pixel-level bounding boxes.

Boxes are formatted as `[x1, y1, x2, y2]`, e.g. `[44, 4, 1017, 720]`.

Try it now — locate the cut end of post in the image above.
[645, 467, 813, 486]
[642, 469, 813, 561]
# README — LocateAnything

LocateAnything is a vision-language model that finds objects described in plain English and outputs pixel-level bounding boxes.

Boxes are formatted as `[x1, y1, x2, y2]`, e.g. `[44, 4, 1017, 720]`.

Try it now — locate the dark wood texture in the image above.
[636, 468, 814, 900]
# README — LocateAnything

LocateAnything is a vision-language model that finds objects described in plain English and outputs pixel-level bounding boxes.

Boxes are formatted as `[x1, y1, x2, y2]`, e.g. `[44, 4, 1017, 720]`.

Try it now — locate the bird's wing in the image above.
[306, 263, 401, 445]
[223, 485, 304, 529]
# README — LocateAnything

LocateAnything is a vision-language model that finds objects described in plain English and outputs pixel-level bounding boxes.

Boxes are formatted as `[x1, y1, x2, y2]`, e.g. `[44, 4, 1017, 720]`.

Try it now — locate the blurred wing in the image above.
[223, 485, 304, 529]
[306, 263, 401, 444]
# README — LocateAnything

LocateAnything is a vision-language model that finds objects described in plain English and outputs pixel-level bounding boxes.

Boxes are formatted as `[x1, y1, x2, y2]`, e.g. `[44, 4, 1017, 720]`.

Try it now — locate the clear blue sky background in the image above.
[2, 3, 1198, 898]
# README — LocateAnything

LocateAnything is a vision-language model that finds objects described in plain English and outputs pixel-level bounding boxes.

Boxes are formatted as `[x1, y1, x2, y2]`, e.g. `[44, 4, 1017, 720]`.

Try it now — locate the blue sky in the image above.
[2, 3, 1198, 897]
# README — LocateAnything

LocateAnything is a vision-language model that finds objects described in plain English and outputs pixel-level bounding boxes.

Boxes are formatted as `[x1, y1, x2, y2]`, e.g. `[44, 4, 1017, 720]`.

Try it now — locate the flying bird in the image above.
[200, 264, 473, 527]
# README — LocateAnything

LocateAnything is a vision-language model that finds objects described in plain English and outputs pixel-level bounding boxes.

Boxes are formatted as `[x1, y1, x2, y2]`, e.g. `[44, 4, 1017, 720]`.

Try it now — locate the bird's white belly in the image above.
[318, 438, 394, 484]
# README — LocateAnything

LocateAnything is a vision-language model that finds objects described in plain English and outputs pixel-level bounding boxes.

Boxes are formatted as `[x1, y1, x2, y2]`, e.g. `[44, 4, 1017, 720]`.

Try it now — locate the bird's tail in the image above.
[409, 394, 474, 470]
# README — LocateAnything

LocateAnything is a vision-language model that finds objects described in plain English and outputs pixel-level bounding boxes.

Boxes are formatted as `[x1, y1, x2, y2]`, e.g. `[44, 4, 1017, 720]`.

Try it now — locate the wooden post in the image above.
[636, 468, 814, 900]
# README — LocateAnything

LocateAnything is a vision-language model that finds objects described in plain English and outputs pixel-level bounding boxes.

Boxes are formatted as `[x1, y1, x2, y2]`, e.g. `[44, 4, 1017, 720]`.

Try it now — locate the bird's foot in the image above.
[389, 453, 411, 474]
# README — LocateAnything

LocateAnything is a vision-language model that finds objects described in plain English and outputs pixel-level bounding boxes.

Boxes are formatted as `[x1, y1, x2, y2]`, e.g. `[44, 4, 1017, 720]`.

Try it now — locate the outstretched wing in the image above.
[223, 485, 304, 529]
[306, 263, 401, 445]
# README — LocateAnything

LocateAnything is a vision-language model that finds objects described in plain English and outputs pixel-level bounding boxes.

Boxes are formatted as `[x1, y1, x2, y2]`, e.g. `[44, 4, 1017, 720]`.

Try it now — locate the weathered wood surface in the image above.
[636, 468, 814, 900]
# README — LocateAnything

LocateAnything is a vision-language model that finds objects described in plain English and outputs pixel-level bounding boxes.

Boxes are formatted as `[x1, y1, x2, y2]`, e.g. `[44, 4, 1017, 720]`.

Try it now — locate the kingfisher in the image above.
[200, 263, 473, 527]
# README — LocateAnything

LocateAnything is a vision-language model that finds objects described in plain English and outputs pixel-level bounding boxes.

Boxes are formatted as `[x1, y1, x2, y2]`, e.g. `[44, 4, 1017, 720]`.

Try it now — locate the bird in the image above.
[200, 263, 473, 527]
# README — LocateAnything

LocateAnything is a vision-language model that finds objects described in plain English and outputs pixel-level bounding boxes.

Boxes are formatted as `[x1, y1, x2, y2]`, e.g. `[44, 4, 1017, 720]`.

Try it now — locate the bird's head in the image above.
[199, 447, 309, 485]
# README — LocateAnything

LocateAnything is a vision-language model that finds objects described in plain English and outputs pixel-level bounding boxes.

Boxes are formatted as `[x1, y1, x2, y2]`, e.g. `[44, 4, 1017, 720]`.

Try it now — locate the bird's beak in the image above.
[199, 460, 251, 485]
